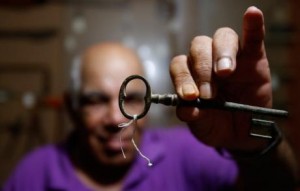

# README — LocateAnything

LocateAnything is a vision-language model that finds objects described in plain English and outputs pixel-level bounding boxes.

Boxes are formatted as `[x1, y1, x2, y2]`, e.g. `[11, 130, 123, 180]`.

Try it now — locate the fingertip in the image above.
[242, 6, 265, 54]
[215, 57, 234, 77]
[180, 83, 199, 100]
[245, 6, 264, 19]
[170, 55, 199, 100]
[176, 106, 200, 122]
[212, 27, 238, 77]
[244, 6, 264, 29]
[199, 82, 213, 99]
[246, 6, 262, 14]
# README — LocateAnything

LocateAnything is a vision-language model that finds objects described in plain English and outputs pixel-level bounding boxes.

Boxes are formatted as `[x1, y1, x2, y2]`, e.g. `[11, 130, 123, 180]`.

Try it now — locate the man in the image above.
[2, 6, 297, 191]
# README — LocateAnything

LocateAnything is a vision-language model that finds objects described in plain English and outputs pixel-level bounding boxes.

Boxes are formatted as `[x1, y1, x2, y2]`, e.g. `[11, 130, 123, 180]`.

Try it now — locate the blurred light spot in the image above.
[64, 35, 77, 53]
[144, 60, 156, 79]
[72, 14, 87, 34]
[0, 89, 10, 103]
[272, 73, 280, 90]
[138, 45, 151, 58]
[22, 91, 36, 109]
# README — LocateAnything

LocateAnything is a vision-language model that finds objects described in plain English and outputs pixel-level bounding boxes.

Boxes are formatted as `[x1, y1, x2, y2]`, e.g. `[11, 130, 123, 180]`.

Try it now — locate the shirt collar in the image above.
[123, 129, 165, 189]
[48, 130, 166, 190]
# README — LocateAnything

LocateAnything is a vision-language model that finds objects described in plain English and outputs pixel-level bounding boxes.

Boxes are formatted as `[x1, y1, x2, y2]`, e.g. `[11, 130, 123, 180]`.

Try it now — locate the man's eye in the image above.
[80, 93, 109, 106]
[124, 93, 144, 104]
[123, 93, 145, 115]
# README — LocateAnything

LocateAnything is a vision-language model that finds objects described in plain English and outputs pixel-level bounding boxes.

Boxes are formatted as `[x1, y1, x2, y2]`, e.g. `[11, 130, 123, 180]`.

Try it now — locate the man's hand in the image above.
[170, 6, 271, 152]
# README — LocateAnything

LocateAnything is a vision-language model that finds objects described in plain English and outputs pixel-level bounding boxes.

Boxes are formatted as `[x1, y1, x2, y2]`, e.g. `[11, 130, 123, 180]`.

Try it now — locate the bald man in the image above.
[3, 7, 297, 191]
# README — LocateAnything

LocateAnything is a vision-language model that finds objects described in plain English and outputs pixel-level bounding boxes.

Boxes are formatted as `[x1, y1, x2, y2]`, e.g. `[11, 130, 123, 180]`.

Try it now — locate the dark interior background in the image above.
[0, 0, 299, 186]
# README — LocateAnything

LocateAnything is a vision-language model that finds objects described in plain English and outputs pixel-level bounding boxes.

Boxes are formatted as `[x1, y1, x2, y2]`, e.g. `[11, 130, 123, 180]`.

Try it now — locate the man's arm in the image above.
[234, 139, 297, 190]
[169, 6, 297, 190]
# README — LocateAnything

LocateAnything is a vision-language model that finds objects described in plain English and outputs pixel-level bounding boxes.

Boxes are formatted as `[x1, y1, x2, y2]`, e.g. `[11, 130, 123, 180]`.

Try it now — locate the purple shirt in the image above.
[2, 127, 238, 191]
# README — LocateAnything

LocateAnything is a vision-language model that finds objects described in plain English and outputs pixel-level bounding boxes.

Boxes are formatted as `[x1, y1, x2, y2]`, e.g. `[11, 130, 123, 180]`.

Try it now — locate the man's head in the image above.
[68, 42, 147, 167]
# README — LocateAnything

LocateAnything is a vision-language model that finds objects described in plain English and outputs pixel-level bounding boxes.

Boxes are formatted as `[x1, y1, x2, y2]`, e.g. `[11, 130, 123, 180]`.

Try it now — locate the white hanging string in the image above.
[118, 117, 135, 159]
[118, 115, 153, 167]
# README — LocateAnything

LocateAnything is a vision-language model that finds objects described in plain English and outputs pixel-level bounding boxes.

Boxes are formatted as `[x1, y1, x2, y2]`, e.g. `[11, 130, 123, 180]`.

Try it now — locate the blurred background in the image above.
[0, 0, 299, 186]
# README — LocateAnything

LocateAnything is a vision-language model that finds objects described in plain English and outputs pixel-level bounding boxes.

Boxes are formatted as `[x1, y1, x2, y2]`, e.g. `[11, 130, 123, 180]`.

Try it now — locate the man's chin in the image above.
[105, 137, 131, 152]
[100, 149, 135, 167]
[91, 135, 136, 166]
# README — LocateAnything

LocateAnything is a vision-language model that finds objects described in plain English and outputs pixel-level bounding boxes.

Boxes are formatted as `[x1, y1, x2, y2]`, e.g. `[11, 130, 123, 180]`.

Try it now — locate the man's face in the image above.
[78, 45, 146, 167]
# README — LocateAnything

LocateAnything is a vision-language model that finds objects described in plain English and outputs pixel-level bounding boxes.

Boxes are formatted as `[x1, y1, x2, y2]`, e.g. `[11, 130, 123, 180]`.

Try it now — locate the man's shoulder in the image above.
[2, 144, 69, 190]
[27, 144, 61, 156]
[21, 144, 62, 164]
[10, 144, 66, 176]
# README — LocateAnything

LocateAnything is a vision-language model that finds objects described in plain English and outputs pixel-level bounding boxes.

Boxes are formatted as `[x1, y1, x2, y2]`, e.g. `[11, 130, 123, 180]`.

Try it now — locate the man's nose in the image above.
[107, 99, 125, 125]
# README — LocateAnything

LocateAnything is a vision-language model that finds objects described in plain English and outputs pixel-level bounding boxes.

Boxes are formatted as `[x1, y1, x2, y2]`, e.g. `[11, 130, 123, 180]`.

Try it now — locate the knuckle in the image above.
[194, 60, 211, 73]
[192, 35, 211, 44]
[171, 55, 187, 65]
[175, 70, 191, 82]
[190, 36, 212, 54]
[170, 55, 191, 84]
[194, 62, 212, 82]
[191, 36, 212, 52]
[170, 55, 187, 72]
[215, 27, 238, 39]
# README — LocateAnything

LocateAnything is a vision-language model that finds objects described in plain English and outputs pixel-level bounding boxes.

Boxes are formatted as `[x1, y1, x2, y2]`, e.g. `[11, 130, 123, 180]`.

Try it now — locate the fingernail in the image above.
[216, 57, 232, 71]
[200, 83, 212, 99]
[182, 83, 197, 99]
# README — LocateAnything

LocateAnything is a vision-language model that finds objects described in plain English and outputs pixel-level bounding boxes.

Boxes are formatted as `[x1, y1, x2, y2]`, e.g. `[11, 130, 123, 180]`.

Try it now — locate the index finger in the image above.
[242, 6, 266, 57]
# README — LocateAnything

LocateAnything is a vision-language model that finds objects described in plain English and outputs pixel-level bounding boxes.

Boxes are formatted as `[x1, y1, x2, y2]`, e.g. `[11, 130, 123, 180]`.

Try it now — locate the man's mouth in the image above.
[97, 134, 132, 152]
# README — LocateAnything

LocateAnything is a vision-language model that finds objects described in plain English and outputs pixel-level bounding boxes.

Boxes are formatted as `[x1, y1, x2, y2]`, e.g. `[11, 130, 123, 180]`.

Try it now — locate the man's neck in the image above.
[74, 166, 125, 191]
[67, 131, 131, 190]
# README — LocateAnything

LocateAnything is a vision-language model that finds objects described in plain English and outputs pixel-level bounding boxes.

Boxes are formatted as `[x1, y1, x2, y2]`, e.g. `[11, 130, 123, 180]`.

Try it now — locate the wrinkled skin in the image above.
[79, 43, 146, 167]
[169, 6, 271, 152]
[68, 43, 147, 189]
[67, 6, 297, 191]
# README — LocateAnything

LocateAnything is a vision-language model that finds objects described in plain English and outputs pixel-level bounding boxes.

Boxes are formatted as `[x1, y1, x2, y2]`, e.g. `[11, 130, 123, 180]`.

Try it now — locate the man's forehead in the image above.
[82, 43, 141, 66]
[82, 47, 142, 77]
[82, 62, 140, 85]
